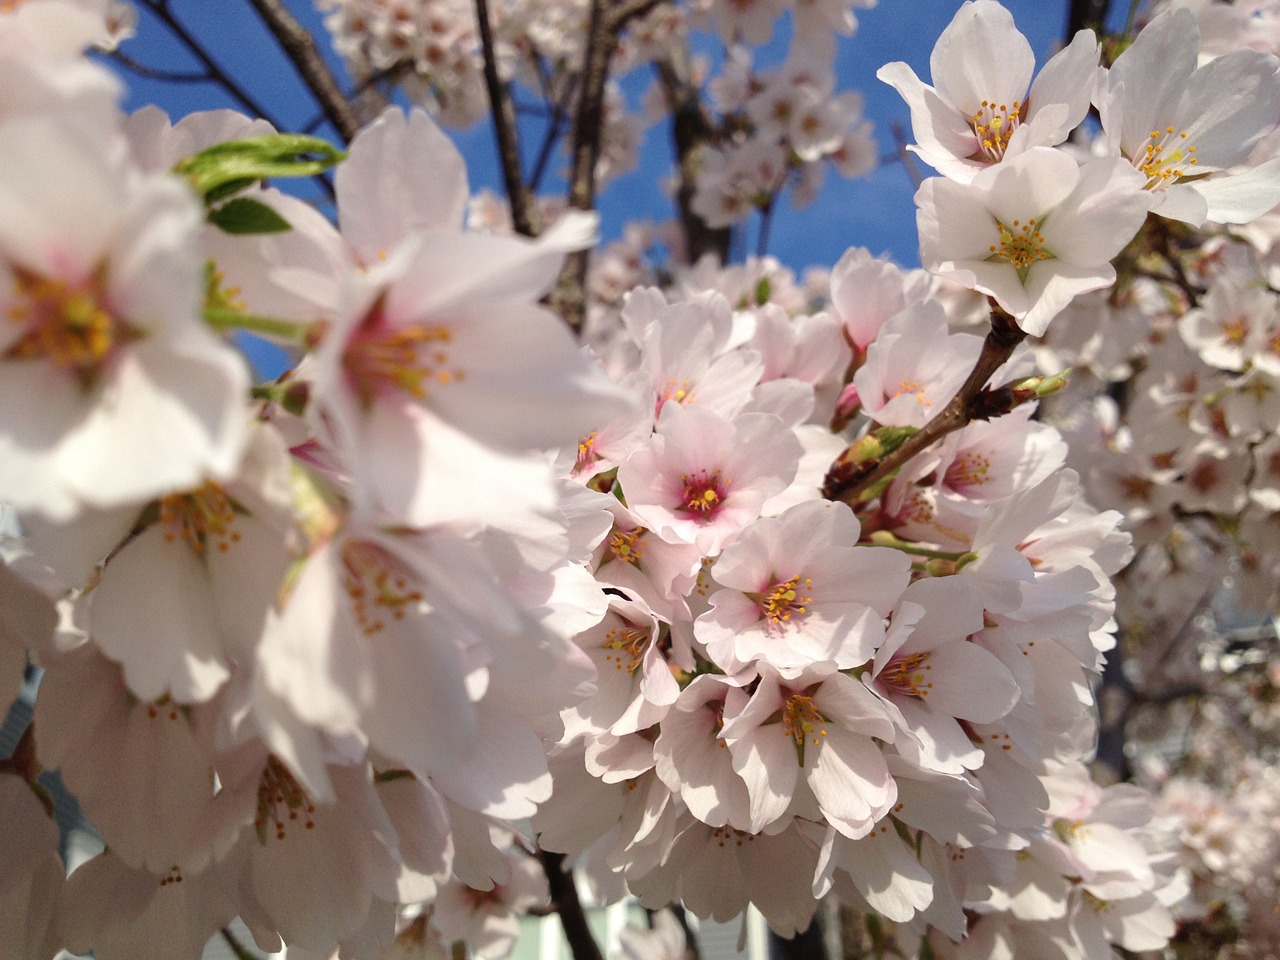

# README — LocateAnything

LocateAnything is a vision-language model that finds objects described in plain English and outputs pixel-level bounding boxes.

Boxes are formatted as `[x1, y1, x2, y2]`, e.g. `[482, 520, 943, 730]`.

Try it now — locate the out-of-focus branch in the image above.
[138, 0, 285, 130]
[825, 306, 1028, 506]
[653, 47, 731, 266]
[243, 0, 361, 143]
[476, 0, 540, 237]
[548, 0, 672, 332]
[539, 849, 605, 960]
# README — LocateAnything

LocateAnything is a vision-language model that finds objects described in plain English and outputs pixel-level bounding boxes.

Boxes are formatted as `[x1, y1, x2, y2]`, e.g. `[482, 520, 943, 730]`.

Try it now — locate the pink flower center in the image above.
[255, 756, 316, 844]
[679, 469, 729, 518]
[945, 450, 992, 492]
[761, 574, 812, 627]
[4, 268, 132, 386]
[340, 539, 424, 636]
[575, 432, 600, 474]
[159, 482, 243, 556]
[342, 297, 464, 407]
[882, 651, 934, 700]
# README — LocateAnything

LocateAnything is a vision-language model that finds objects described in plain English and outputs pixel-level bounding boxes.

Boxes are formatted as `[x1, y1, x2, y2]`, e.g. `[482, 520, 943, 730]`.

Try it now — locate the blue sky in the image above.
[114, 1, 1119, 277]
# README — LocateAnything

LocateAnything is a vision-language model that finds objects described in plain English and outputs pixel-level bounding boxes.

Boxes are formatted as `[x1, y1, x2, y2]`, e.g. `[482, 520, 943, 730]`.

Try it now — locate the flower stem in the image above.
[203, 307, 311, 344]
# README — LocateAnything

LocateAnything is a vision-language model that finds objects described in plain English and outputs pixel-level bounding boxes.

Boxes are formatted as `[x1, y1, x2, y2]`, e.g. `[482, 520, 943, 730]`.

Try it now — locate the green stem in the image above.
[867, 532, 972, 562]
[203, 306, 311, 344]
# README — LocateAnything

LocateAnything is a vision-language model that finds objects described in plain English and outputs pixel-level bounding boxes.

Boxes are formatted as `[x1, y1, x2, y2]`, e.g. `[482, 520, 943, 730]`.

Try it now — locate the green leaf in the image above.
[208, 197, 293, 235]
[174, 133, 346, 202]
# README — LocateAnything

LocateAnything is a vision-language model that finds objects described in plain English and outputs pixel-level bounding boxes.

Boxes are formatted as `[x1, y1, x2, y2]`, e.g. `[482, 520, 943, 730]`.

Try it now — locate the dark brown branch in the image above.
[605, 0, 668, 31]
[475, 0, 540, 237]
[243, 0, 361, 143]
[539, 849, 605, 960]
[653, 49, 731, 266]
[826, 306, 1028, 506]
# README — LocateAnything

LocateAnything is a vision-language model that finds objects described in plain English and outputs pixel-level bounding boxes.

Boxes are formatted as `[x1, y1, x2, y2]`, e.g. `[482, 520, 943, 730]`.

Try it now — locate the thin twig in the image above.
[825, 306, 1028, 506]
[475, 0, 540, 236]
[301, 63, 409, 134]
[107, 49, 208, 83]
[137, 0, 285, 130]
[605, 0, 668, 32]
[539, 849, 605, 960]
[242, 0, 362, 143]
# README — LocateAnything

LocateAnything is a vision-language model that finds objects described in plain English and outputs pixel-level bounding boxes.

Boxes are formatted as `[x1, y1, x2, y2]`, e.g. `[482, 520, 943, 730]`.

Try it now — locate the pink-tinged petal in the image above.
[0, 115, 121, 280]
[428, 702, 552, 819]
[814, 673, 896, 739]
[976, 147, 1079, 229]
[892, 697, 984, 773]
[808, 728, 894, 838]
[105, 176, 203, 334]
[930, 1, 1034, 115]
[960, 259, 1031, 317]
[920, 641, 1020, 722]
[1096, 893, 1175, 951]
[388, 213, 596, 316]
[654, 679, 752, 829]
[354, 402, 555, 528]
[58, 342, 249, 507]
[1019, 260, 1117, 337]
[843, 825, 935, 921]
[1108, 8, 1199, 153]
[1189, 157, 1280, 225]
[876, 62, 976, 170]
[1040, 157, 1150, 264]
[336, 107, 468, 262]
[413, 300, 631, 451]
[91, 525, 229, 703]
[917, 177, 998, 267]
[259, 543, 368, 736]
[1178, 49, 1280, 169]
[1026, 29, 1099, 139]
[729, 723, 799, 834]
[891, 764, 997, 846]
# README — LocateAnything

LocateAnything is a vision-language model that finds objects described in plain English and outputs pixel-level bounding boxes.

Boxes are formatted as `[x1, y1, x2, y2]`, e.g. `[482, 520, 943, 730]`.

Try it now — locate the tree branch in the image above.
[653, 48, 731, 266]
[824, 306, 1028, 506]
[475, 0, 540, 237]
[539, 849, 605, 960]
[138, 0, 285, 130]
[242, 0, 362, 143]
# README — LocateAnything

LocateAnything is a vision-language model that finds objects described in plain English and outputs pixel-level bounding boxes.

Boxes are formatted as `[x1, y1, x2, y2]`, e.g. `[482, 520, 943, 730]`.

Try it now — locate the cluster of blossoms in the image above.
[317, 0, 879, 219]
[1, 1, 1280, 960]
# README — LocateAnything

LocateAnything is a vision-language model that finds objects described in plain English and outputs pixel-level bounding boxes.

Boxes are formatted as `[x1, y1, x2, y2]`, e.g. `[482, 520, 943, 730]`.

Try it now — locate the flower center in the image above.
[4, 268, 132, 386]
[945, 451, 992, 491]
[969, 99, 1023, 163]
[159, 482, 243, 556]
[987, 217, 1051, 281]
[602, 623, 650, 674]
[1134, 126, 1198, 191]
[761, 574, 812, 627]
[575, 432, 600, 474]
[255, 755, 316, 844]
[342, 296, 464, 407]
[656, 378, 696, 416]
[340, 539, 424, 636]
[781, 693, 827, 765]
[679, 470, 730, 518]
[882, 651, 934, 700]
[609, 527, 646, 565]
